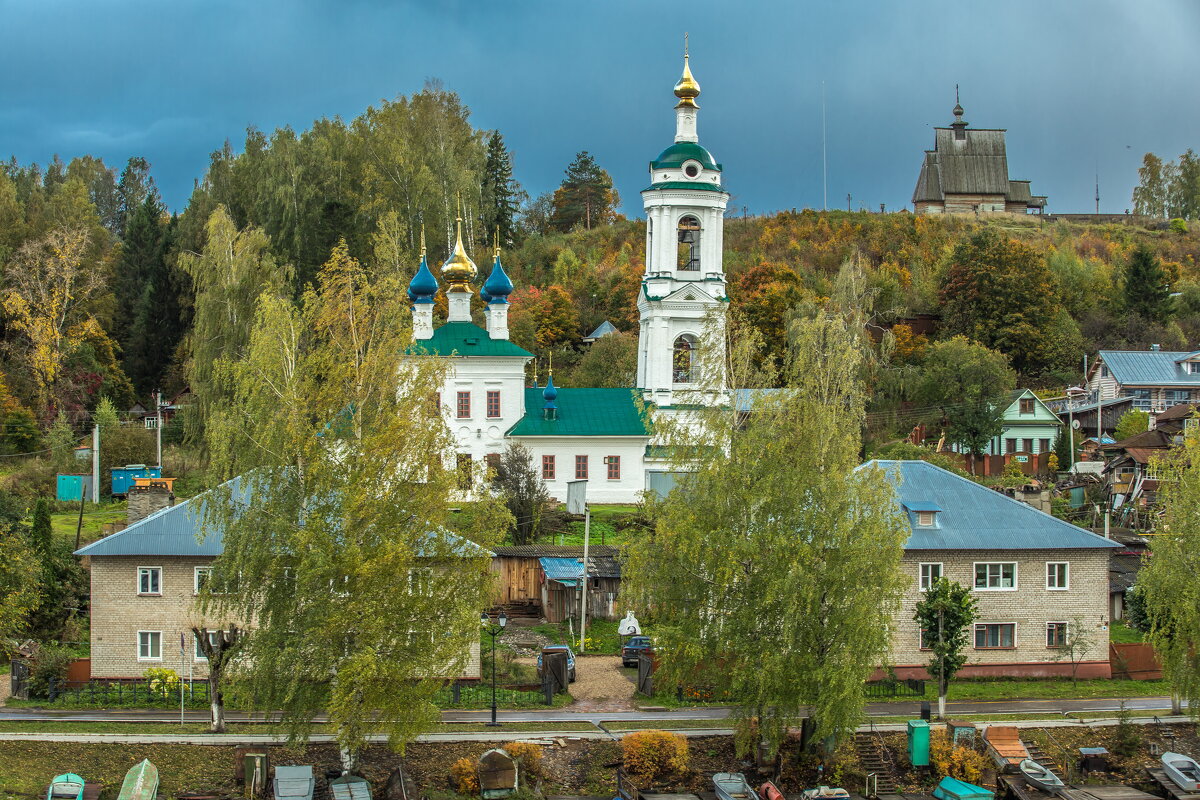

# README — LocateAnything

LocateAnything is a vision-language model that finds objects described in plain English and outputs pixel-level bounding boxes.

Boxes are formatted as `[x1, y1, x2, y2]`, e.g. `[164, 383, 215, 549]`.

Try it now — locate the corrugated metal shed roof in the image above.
[507, 388, 650, 437]
[586, 321, 618, 339]
[861, 460, 1119, 551]
[493, 544, 620, 558]
[1099, 349, 1200, 387]
[538, 555, 621, 583]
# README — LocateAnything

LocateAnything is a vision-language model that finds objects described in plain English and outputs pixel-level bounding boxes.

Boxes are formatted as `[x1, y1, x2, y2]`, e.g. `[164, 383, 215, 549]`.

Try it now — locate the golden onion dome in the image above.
[674, 54, 700, 108]
[441, 216, 477, 292]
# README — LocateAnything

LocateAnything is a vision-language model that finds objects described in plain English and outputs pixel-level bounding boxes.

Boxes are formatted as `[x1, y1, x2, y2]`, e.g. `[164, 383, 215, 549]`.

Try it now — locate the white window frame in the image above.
[918, 562, 943, 591]
[973, 561, 1017, 591]
[1046, 561, 1070, 590]
[915, 510, 936, 527]
[1046, 621, 1069, 648]
[973, 622, 1017, 649]
[137, 630, 162, 661]
[194, 630, 219, 661]
[137, 566, 162, 596]
[194, 566, 213, 595]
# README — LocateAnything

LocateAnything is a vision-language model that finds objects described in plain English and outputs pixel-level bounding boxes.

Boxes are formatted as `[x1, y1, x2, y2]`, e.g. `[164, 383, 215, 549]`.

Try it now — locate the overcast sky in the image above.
[3, 0, 1197, 216]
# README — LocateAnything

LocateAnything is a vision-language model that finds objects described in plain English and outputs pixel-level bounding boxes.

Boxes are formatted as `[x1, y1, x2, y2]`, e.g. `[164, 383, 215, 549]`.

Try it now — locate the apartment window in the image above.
[919, 562, 943, 591]
[542, 455, 556, 480]
[456, 391, 471, 419]
[1046, 622, 1068, 648]
[915, 511, 935, 527]
[1187, 363, 1200, 376]
[486, 390, 501, 419]
[919, 629, 933, 650]
[974, 562, 1016, 590]
[194, 567, 212, 595]
[485, 453, 501, 475]
[974, 623, 1015, 649]
[575, 455, 589, 480]
[606, 455, 621, 480]
[1100, 364, 1109, 378]
[194, 630, 219, 660]
[1166, 389, 1192, 403]
[138, 566, 162, 595]
[1127, 389, 1152, 412]
[1046, 562, 1069, 590]
[1022, 438, 1034, 453]
[138, 631, 162, 661]
[1005, 438, 1017, 455]
[1019, 397, 1034, 414]
[1039, 438, 1051, 454]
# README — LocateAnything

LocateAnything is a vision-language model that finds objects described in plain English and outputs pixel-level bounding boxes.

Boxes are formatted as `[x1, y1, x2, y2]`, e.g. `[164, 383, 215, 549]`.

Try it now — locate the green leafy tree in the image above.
[626, 313, 908, 754]
[1113, 409, 1150, 442]
[480, 131, 521, 247]
[917, 337, 1016, 461]
[1168, 150, 1200, 221]
[1133, 153, 1171, 218]
[0, 523, 42, 645]
[491, 442, 551, 546]
[1123, 244, 1172, 323]
[913, 578, 978, 718]
[549, 151, 620, 232]
[939, 229, 1059, 375]
[25, 498, 87, 642]
[1051, 615, 1096, 687]
[200, 240, 508, 759]
[571, 331, 638, 388]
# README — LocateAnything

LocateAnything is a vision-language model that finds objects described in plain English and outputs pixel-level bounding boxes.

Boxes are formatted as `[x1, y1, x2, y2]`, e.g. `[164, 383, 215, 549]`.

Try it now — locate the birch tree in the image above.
[198, 240, 507, 758]
[626, 311, 909, 755]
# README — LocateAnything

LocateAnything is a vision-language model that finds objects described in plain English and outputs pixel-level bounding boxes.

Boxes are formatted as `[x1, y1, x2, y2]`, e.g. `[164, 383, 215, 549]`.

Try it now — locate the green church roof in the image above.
[642, 181, 727, 193]
[650, 142, 721, 172]
[405, 322, 534, 358]
[507, 388, 651, 437]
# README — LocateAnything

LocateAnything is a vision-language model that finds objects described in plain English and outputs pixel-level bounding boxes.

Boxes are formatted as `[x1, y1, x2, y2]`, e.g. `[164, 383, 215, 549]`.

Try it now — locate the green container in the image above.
[907, 719, 930, 767]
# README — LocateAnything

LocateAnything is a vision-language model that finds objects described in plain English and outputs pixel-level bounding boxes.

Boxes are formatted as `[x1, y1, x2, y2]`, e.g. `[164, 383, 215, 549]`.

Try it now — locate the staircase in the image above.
[1021, 738, 1061, 771]
[855, 732, 899, 796]
[492, 602, 541, 621]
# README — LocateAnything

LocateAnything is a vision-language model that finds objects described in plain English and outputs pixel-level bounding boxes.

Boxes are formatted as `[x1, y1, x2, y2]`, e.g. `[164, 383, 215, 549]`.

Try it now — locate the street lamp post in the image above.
[480, 611, 507, 727]
[1066, 385, 1086, 472]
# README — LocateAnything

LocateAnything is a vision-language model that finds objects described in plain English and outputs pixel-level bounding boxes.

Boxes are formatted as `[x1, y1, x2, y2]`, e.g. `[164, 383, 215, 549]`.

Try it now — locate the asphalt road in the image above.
[0, 695, 1182, 724]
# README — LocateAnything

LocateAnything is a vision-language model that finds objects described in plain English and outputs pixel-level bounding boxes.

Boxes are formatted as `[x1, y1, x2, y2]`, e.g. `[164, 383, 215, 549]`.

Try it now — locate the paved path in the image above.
[0, 695, 1182, 724]
[0, 713, 1190, 746]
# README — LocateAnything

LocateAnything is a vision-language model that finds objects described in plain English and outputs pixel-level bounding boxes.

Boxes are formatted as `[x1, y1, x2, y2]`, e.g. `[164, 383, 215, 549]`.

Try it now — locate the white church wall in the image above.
[509, 436, 650, 504]
[439, 356, 529, 463]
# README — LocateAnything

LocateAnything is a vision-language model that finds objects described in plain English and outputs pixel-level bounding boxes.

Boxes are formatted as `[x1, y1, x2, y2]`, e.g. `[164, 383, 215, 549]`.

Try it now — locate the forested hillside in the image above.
[2, 82, 1199, 462]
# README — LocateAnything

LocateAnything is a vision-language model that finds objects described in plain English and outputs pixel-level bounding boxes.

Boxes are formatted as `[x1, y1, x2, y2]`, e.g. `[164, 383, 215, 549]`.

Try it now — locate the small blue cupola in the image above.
[407, 251, 439, 304]
[542, 374, 558, 420]
[902, 500, 943, 528]
[482, 251, 514, 304]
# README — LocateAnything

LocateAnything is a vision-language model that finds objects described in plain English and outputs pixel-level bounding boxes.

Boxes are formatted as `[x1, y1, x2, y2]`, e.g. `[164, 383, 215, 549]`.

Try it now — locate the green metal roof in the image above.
[650, 141, 721, 171]
[507, 388, 650, 437]
[642, 181, 727, 193]
[405, 322, 533, 358]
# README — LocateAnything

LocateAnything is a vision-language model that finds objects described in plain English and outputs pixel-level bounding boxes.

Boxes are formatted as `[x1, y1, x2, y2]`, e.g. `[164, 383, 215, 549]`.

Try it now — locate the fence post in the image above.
[452, 682, 461, 704]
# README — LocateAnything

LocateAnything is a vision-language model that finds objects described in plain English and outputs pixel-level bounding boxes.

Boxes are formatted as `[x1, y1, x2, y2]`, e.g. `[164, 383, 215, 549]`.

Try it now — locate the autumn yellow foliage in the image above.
[450, 757, 479, 795]
[929, 731, 986, 783]
[502, 741, 544, 779]
[621, 729, 690, 785]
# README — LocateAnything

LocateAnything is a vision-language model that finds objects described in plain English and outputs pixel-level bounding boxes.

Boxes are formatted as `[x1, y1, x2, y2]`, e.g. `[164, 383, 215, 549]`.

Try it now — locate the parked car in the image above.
[621, 636, 653, 667]
[536, 645, 576, 682]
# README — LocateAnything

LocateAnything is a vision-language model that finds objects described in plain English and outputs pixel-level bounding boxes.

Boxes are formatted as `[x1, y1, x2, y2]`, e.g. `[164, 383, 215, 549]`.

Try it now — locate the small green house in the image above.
[947, 389, 1063, 457]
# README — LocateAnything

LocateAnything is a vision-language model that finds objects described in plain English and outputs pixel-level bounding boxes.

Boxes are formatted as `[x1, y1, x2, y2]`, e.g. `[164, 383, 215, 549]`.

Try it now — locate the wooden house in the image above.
[490, 544, 622, 622]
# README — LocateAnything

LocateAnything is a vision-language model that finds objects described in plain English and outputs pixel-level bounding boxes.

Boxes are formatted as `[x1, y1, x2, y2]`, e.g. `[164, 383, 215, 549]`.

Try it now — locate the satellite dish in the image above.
[617, 611, 641, 636]
[1072, 420, 1081, 430]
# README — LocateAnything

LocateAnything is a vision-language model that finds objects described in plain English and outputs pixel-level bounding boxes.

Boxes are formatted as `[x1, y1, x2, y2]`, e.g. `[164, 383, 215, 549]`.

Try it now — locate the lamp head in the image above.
[480, 611, 490, 627]
[498, 611, 508, 629]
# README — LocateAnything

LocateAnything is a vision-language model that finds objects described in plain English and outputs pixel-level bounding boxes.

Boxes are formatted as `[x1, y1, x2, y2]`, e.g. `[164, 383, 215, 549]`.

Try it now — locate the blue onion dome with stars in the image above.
[407, 230, 439, 304]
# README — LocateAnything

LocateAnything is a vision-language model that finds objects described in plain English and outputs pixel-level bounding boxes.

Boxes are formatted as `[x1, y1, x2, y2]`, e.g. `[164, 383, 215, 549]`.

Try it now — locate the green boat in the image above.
[46, 773, 85, 800]
[117, 759, 159, 800]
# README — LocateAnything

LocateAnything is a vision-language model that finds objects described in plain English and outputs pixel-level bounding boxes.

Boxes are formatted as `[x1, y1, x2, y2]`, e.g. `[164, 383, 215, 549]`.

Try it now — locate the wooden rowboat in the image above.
[1162, 752, 1200, 792]
[802, 788, 851, 800]
[713, 772, 756, 800]
[933, 776, 994, 800]
[273, 766, 315, 800]
[46, 774, 85, 800]
[116, 760, 158, 800]
[330, 774, 371, 800]
[1018, 759, 1065, 795]
[984, 726, 1029, 772]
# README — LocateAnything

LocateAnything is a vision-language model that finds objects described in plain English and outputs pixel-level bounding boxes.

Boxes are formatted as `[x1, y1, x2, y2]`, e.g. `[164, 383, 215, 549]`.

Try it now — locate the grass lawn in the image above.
[0, 720, 599, 735]
[1110, 621, 1144, 643]
[548, 504, 643, 547]
[604, 719, 734, 731]
[905, 677, 1172, 702]
[50, 505, 127, 546]
[529, 618, 640, 656]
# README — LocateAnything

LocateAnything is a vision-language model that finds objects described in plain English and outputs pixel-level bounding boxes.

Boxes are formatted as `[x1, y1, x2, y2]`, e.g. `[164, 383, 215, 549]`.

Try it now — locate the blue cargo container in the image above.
[111, 464, 160, 496]
[56, 474, 93, 502]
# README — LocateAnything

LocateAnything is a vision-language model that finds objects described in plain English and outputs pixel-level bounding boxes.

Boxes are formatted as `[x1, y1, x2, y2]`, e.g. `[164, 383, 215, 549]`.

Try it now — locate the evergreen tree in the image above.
[549, 151, 619, 232]
[1124, 244, 1172, 322]
[480, 131, 521, 247]
[115, 157, 159, 237]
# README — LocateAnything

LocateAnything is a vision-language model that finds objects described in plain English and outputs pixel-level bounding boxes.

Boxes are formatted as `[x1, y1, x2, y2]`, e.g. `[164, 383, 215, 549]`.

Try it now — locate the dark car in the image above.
[536, 644, 576, 682]
[621, 636, 653, 667]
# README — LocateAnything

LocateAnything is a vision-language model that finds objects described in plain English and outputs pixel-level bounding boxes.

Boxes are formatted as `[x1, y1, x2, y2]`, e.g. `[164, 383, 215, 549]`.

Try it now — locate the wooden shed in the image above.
[490, 545, 622, 622]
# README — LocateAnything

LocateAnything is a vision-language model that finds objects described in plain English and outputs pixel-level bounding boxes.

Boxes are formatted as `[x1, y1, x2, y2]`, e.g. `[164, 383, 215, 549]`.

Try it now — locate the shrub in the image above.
[621, 729, 689, 785]
[1170, 218, 1189, 234]
[450, 757, 479, 795]
[503, 741, 544, 779]
[26, 643, 76, 698]
[1112, 702, 1142, 757]
[143, 667, 181, 699]
[930, 731, 985, 783]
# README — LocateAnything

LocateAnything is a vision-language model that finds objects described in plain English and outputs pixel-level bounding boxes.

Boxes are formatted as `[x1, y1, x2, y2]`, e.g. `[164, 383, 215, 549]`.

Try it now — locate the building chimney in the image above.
[1151, 343, 1161, 351]
[127, 482, 175, 525]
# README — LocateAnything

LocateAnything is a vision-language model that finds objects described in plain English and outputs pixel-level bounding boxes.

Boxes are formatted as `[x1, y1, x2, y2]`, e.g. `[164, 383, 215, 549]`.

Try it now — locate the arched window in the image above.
[646, 218, 653, 267]
[677, 216, 700, 271]
[673, 334, 697, 383]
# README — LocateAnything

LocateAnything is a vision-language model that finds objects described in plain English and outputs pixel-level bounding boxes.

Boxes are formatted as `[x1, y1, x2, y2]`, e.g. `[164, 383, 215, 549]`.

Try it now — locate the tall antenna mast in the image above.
[822, 80, 828, 212]
[1095, 160, 1100, 214]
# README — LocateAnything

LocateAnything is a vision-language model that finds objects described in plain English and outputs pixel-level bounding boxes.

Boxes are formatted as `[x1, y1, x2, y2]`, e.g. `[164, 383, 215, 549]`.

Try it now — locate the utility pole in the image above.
[846, 193, 851, 212]
[579, 503, 590, 653]
[155, 389, 163, 468]
[821, 80, 828, 211]
[91, 424, 100, 505]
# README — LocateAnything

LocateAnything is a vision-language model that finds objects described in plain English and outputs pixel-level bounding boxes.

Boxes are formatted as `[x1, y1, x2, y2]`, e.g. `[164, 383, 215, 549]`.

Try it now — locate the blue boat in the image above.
[933, 777, 994, 800]
[46, 774, 85, 800]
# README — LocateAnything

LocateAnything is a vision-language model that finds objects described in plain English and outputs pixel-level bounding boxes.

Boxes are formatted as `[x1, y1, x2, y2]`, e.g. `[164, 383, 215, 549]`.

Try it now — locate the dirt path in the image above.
[568, 655, 637, 712]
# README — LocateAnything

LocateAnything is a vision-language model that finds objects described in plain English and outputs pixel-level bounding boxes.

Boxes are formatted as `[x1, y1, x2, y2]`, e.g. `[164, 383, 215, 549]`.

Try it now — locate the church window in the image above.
[575, 455, 589, 480]
[542, 455, 556, 480]
[486, 390, 501, 418]
[456, 391, 471, 418]
[673, 334, 697, 383]
[684, 162, 700, 178]
[606, 455, 621, 480]
[677, 216, 700, 271]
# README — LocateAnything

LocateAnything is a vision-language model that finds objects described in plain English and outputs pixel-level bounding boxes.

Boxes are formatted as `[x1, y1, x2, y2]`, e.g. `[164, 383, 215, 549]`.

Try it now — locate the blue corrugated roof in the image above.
[1100, 349, 1200, 387]
[76, 476, 491, 559]
[861, 460, 1119, 551]
[902, 500, 943, 512]
[540, 556, 584, 585]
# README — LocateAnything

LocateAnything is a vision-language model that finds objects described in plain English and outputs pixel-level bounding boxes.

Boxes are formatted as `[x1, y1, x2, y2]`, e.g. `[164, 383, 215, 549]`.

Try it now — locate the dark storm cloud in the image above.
[2, 0, 1196, 215]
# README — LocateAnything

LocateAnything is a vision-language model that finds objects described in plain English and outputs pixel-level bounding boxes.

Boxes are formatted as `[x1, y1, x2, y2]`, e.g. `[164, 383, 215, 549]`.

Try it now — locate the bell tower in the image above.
[637, 43, 730, 407]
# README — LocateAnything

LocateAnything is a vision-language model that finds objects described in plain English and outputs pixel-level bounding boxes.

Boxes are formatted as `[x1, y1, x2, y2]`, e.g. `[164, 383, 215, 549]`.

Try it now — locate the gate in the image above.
[10, 659, 29, 699]
[636, 652, 654, 697]
[541, 651, 569, 703]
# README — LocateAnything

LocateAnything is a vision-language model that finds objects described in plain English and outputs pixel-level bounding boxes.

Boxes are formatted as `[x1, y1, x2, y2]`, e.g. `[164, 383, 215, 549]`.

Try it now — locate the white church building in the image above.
[406, 53, 728, 504]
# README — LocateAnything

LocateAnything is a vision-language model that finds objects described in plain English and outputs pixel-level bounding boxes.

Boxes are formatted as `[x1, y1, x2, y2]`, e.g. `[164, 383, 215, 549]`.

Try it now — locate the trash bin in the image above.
[908, 719, 930, 767]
